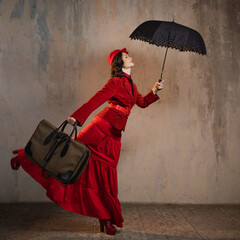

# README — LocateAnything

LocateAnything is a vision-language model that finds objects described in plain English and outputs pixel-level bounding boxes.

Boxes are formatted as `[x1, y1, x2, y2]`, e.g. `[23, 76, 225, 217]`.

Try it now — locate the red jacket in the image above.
[70, 76, 160, 131]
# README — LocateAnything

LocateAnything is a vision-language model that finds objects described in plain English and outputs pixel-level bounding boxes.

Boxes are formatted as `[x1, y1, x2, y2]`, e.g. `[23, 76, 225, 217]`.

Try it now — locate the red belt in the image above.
[109, 103, 131, 117]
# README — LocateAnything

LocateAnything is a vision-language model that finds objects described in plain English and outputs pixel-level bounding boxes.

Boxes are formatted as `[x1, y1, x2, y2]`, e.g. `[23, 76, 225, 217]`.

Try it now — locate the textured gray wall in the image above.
[0, 0, 239, 203]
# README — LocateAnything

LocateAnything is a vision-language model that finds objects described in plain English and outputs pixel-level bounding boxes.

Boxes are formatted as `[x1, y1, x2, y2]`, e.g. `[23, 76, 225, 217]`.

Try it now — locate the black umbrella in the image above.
[129, 18, 207, 82]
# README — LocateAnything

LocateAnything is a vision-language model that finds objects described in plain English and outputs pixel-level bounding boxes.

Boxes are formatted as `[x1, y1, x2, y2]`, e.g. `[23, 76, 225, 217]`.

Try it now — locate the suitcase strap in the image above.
[42, 132, 68, 178]
[41, 120, 78, 179]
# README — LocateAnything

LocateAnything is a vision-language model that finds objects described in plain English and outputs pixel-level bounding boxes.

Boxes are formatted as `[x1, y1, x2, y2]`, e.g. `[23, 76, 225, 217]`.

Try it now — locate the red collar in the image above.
[124, 72, 131, 79]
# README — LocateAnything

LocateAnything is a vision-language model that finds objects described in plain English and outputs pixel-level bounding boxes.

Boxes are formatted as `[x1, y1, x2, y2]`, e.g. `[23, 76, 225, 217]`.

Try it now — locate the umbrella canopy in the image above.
[129, 20, 206, 55]
[129, 20, 207, 82]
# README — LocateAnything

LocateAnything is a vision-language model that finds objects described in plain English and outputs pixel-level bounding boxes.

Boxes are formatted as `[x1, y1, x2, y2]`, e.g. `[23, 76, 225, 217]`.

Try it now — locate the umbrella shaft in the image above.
[160, 46, 169, 82]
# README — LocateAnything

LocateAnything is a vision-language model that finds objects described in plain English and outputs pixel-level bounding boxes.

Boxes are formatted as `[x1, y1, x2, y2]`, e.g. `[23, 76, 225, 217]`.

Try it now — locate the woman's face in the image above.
[122, 52, 134, 69]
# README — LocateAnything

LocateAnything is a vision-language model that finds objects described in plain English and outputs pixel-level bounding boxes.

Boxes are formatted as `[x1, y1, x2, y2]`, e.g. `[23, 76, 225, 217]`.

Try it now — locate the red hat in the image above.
[108, 48, 128, 66]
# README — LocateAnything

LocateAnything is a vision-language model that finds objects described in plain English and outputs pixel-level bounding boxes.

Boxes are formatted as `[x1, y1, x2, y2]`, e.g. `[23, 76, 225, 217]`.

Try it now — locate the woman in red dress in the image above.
[11, 48, 164, 235]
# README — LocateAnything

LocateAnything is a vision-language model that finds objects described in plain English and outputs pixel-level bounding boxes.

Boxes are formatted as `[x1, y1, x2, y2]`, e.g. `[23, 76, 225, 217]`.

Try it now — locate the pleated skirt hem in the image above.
[17, 116, 124, 227]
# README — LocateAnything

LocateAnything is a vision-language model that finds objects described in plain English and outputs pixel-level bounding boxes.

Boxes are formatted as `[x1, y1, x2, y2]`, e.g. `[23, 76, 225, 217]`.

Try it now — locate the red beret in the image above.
[108, 48, 128, 66]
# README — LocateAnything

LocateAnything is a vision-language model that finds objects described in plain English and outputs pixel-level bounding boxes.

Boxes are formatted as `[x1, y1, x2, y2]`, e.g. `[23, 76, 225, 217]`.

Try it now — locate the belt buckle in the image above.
[116, 105, 122, 111]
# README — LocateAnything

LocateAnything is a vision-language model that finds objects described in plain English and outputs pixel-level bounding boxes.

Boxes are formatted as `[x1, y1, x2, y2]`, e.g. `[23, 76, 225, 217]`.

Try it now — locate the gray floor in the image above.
[0, 203, 239, 240]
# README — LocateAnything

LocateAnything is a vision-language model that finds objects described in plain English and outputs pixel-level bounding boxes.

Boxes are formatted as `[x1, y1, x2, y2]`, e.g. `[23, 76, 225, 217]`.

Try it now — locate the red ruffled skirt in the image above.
[17, 116, 124, 227]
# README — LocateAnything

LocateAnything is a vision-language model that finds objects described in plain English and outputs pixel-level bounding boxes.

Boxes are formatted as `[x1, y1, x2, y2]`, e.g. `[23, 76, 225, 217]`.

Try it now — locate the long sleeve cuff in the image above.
[150, 89, 160, 99]
[75, 120, 82, 127]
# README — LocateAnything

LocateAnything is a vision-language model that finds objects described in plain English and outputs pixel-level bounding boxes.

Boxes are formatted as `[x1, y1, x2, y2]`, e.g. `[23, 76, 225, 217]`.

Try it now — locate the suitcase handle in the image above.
[43, 121, 78, 146]
[58, 120, 68, 132]
[57, 120, 78, 140]
[71, 124, 77, 140]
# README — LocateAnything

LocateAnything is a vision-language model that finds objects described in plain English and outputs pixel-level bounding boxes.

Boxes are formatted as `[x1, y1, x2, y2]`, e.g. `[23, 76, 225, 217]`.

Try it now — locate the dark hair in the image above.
[111, 52, 124, 77]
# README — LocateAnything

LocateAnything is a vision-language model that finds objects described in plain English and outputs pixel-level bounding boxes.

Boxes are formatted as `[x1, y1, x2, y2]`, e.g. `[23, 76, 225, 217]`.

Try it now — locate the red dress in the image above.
[16, 73, 159, 227]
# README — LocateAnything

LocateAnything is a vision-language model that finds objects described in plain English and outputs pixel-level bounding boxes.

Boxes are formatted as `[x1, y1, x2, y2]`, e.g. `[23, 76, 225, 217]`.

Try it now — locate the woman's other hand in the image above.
[152, 80, 164, 94]
[67, 116, 77, 126]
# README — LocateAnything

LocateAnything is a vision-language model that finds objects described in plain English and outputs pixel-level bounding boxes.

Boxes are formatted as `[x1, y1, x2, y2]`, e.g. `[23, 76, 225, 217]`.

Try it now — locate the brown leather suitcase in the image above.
[24, 119, 91, 184]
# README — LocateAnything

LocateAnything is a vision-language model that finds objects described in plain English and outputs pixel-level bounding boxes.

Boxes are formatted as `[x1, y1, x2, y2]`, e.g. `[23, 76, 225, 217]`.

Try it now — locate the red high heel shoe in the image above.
[100, 219, 116, 235]
[11, 149, 20, 170]
[11, 156, 20, 170]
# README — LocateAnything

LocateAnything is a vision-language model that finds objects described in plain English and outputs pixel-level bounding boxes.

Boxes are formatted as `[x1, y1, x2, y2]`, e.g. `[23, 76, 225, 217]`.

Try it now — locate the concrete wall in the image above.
[0, 0, 239, 204]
